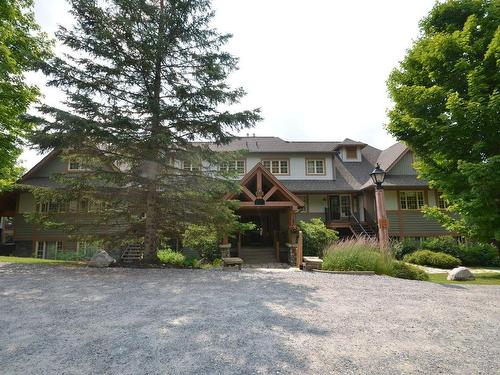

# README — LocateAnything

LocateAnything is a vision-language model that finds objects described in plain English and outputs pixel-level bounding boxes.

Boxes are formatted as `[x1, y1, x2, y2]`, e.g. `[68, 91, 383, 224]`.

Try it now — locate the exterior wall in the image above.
[384, 190, 398, 210]
[387, 211, 448, 237]
[29, 155, 67, 178]
[245, 153, 334, 180]
[390, 151, 417, 175]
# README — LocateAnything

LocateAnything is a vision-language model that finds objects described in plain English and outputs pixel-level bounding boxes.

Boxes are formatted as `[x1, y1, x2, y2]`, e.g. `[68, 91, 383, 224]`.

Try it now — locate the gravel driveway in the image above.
[1, 264, 499, 375]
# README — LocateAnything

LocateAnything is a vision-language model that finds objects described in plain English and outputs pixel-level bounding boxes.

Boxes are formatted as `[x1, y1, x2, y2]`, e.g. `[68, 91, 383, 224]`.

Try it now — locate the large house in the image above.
[0, 136, 451, 260]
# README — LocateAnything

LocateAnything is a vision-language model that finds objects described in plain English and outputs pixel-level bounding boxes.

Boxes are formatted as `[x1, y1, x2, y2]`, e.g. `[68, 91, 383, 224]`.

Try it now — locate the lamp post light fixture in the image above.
[370, 164, 389, 250]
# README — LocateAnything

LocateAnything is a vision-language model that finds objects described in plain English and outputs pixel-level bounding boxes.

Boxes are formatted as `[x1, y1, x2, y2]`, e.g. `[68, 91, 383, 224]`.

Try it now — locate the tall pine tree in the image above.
[30, 0, 260, 261]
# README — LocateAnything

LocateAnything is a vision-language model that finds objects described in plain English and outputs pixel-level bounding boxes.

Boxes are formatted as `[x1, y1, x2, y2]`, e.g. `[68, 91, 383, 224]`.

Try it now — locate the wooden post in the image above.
[375, 187, 389, 251]
[237, 232, 241, 257]
[297, 230, 303, 268]
[274, 230, 280, 261]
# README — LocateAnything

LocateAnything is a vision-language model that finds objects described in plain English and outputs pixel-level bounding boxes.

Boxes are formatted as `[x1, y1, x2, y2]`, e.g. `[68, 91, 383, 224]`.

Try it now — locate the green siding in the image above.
[390, 151, 417, 175]
[387, 211, 448, 236]
[30, 156, 67, 178]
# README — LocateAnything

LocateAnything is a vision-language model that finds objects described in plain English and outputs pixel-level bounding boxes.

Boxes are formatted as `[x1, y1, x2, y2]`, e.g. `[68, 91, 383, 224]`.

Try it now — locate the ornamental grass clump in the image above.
[322, 237, 429, 281]
[322, 237, 393, 275]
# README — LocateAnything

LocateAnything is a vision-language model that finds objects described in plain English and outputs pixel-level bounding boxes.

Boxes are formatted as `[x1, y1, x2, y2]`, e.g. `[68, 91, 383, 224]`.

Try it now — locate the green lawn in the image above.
[0, 256, 85, 266]
[428, 272, 500, 285]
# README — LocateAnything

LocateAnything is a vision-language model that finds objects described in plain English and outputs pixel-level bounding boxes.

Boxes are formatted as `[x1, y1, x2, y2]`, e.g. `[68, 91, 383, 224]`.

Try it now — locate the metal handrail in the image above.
[350, 213, 370, 237]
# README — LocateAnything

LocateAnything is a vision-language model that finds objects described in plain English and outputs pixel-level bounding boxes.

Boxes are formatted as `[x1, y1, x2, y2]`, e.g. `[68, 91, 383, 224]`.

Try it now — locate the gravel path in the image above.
[1, 264, 499, 375]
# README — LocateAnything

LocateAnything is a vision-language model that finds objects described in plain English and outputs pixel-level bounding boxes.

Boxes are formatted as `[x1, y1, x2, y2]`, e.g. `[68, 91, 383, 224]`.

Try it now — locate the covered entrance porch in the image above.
[225, 163, 304, 265]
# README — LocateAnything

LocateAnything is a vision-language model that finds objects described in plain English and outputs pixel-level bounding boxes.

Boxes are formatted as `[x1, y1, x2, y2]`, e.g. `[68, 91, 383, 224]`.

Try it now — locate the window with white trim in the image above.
[36, 201, 65, 213]
[219, 160, 245, 174]
[400, 191, 425, 210]
[262, 160, 288, 174]
[68, 160, 90, 171]
[183, 161, 201, 172]
[437, 194, 448, 209]
[306, 159, 325, 175]
[35, 241, 63, 259]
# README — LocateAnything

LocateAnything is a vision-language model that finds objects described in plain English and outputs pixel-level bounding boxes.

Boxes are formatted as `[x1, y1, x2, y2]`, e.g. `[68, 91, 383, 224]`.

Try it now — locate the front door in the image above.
[328, 195, 340, 220]
[240, 213, 276, 246]
[329, 195, 352, 220]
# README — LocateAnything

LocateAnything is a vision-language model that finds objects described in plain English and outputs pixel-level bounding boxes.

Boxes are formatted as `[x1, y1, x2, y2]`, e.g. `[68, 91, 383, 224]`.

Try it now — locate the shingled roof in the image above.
[376, 142, 408, 171]
[203, 136, 352, 153]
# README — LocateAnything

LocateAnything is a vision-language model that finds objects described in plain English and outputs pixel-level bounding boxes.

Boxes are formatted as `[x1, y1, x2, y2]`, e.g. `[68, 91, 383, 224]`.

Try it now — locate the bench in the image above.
[302, 256, 323, 271]
[222, 257, 243, 270]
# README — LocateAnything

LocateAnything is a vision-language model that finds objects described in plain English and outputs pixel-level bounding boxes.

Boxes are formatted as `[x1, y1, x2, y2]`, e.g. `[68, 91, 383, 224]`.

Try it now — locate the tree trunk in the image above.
[143, 0, 165, 263]
[143, 184, 159, 262]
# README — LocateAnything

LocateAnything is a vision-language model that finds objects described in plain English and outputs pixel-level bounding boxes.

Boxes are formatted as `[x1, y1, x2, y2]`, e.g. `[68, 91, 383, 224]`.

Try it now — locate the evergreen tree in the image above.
[387, 0, 500, 245]
[30, 0, 260, 261]
[0, 0, 51, 190]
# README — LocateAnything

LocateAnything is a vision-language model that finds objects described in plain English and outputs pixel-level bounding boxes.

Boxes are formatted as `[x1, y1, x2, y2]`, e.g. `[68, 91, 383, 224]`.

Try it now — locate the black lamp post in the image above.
[369, 163, 389, 250]
[370, 163, 386, 189]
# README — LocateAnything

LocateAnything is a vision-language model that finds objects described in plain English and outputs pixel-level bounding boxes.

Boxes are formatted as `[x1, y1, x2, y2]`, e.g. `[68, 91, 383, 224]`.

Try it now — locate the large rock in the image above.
[447, 266, 475, 281]
[88, 250, 116, 268]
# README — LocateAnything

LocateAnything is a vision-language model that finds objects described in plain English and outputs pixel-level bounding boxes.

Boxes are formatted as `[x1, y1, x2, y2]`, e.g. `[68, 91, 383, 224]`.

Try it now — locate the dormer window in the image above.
[340, 146, 361, 162]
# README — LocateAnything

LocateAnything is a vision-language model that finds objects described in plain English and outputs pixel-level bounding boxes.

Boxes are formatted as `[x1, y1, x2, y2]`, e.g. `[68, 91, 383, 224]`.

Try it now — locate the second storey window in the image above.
[400, 191, 424, 210]
[183, 161, 201, 172]
[219, 160, 245, 174]
[262, 160, 288, 175]
[68, 159, 90, 171]
[437, 193, 448, 209]
[306, 159, 325, 175]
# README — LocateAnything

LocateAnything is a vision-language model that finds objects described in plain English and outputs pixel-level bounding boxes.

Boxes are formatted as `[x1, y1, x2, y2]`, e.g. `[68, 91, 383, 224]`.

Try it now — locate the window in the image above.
[345, 147, 358, 160]
[36, 201, 65, 213]
[68, 160, 90, 171]
[183, 161, 201, 172]
[219, 160, 245, 174]
[306, 159, 325, 175]
[437, 193, 448, 209]
[297, 195, 308, 212]
[400, 191, 425, 210]
[79, 198, 106, 213]
[35, 241, 63, 259]
[262, 160, 288, 174]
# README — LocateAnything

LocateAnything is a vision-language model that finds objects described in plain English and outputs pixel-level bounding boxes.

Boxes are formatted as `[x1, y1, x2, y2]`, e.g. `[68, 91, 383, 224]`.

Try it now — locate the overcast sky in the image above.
[22, 0, 437, 169]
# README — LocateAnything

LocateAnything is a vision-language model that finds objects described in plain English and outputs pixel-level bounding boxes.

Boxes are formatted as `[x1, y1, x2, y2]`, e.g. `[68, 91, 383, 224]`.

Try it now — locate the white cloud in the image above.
[21, 0, 436, 169]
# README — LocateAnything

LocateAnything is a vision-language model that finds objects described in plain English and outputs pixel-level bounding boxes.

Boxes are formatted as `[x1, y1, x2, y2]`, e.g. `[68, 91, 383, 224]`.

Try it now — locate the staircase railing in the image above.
[363, 209, 379, 236]
[349, 213, 370, 237]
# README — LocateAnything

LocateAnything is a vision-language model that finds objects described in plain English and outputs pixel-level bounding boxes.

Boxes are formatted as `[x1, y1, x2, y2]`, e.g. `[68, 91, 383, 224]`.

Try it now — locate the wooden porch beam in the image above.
[238, 201, 294, 207]
[240, 186, 257, 201]
[263, 186, 278, 201]
[256, 170, 262, 194]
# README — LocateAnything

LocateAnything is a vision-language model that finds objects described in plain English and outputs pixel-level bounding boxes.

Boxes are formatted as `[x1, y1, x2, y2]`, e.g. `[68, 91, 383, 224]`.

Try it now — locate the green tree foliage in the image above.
[29, 0, 260, 261]
[297, 218, 338, 256]
[387, 0, 500, 244]
[0, 0, 51, 189]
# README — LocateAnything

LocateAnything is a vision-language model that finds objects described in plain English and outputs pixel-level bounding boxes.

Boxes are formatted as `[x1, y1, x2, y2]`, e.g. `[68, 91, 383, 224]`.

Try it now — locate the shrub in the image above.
[391, 238, 420, 259]
[157, 247, 185, 266]
[403, 250, 461, 268]
[298, 218, 338, 256]
[421, 236, 460, 257]
[182, 224, 219, 261]
[457, 242, 499, 267]
[182, 256, 202, 268]
[391, 261, 429, 281]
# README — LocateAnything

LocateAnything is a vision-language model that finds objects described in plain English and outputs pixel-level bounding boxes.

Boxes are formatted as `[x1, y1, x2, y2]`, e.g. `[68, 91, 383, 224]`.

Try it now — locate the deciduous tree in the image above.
[0, 0, 51, 190]
[387, 0, 500, 244]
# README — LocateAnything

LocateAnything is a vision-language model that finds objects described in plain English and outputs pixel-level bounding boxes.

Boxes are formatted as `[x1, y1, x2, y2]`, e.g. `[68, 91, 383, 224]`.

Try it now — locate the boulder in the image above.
[88, 250, 116, 268]
[447, 266, 475, 281]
